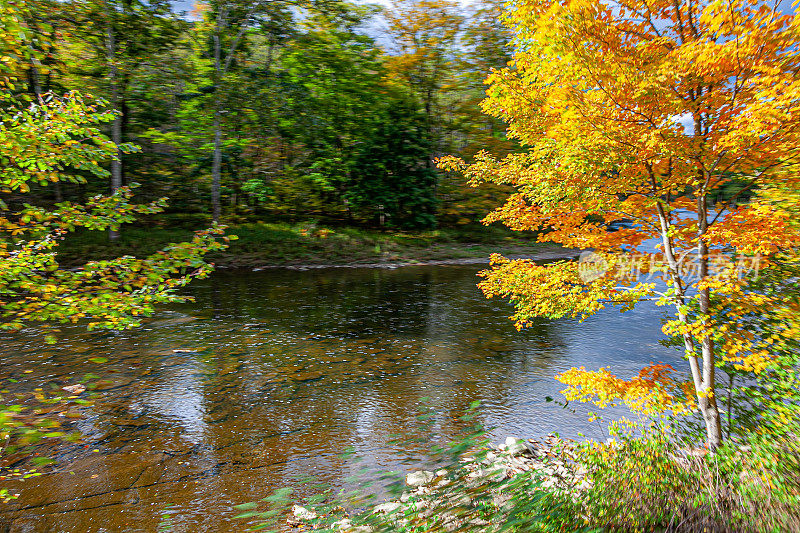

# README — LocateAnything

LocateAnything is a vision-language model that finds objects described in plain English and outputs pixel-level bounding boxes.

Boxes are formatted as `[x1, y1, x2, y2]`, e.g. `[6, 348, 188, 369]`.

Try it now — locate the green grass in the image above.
[57, 221, 558, 268]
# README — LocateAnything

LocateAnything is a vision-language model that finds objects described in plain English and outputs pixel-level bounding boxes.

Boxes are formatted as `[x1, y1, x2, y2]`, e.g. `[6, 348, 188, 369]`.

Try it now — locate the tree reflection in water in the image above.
[0, 265, 681, 532]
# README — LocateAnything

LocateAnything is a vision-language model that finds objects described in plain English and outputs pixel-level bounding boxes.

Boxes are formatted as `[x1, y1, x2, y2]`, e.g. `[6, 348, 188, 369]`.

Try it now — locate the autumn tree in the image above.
[384, 0, 463, 162]
[456, 0, 514, 156]
[437, 0, 519, 226]
[8, 0, 62, 98]
[441, 0, 800, 447]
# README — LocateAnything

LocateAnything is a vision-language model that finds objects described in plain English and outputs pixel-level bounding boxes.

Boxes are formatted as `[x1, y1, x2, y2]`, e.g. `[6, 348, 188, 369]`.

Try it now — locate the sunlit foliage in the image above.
[440, 0, 800, 447]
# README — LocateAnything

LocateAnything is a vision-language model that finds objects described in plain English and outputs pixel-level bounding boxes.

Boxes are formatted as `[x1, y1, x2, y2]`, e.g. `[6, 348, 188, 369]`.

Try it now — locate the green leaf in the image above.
[233, 502, 258, 511]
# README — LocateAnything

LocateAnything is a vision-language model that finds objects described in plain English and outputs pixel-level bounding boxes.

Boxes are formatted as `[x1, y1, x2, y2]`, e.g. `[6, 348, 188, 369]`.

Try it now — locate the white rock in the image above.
[509, 458, 530, 471]
[468, 465, 506, 483]
[505, 437, 529, 456]
[418, 508, 434, 520]
[467, 467, 485, 479]
[332, 519, 374, 533]
[406, 470, 435, 487]
[333, 518, 352, 530]
[444, 517, 462, 531]
[493, 492, 512, 509]
[453, 495, 472, 507]
[374, 502, 402, 514]
[291, 504, 317, 521]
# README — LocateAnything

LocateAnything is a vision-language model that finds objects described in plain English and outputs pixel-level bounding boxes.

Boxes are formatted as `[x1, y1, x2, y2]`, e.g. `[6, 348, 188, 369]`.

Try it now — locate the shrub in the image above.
[577, 431, 800, 532]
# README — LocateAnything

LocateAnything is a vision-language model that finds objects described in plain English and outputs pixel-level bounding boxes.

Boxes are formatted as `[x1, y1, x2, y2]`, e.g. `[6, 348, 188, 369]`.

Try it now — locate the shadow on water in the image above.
[0, 265, 683, 532]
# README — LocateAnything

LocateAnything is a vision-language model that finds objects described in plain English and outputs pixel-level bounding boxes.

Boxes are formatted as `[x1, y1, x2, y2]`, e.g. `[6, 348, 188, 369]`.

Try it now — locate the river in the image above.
[0, 265, 683, 532]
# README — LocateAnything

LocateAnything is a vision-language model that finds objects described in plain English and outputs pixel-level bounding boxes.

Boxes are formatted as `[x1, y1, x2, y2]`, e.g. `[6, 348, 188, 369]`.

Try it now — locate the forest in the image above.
[7, 0, 516, 232]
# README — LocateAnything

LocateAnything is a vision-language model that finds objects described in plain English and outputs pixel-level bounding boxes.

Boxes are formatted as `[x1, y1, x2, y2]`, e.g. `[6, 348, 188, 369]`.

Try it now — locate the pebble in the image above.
[61, 384, 86, 394]
[504, 436, 529, 456]
[288, 434, 589, 531]
[405, 470, 434, 487]
[374, 501, 402, 514]
[291, 504, 317, 521]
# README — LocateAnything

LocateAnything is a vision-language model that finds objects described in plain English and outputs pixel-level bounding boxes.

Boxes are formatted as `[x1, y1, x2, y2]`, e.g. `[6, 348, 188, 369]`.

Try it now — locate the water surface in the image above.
[0, 265, 682, 532]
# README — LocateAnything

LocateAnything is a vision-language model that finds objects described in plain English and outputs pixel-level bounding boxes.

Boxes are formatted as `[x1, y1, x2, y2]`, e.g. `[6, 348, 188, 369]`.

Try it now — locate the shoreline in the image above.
[215, 246, 584, 271]
[57, 223, 583, 271]
[287, 435, 586, 532]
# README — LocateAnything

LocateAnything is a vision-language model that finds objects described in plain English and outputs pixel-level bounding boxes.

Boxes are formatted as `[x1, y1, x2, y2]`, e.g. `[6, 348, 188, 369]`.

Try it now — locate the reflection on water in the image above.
[0, 265, 682, 532]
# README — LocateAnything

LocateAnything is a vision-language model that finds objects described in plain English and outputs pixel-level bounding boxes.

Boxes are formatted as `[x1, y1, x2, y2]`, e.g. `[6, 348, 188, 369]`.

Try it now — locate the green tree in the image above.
[62, 0, 181, 238]
[1, 0, 229, 335]
[144, 0, 304, 222]
[276, 7, 387, 218]
[349, 91, 438, 228]
[262, 5, 438, 227]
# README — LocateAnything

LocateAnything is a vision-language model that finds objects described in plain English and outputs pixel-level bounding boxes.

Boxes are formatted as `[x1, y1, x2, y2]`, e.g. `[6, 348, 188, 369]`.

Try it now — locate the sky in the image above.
[168, 0, 796, 51]
[169, 0, 796, 16]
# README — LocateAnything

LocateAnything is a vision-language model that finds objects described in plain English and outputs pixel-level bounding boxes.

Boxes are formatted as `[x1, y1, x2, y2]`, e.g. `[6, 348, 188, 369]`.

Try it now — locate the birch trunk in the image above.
[697, 193, 723, 448]
[652, 170, 722, 449]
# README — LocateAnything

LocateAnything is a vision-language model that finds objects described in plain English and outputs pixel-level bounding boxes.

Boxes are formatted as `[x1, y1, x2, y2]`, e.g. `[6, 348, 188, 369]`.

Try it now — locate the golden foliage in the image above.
[439, 0, 800, 442]
[557, 363, 696, 416]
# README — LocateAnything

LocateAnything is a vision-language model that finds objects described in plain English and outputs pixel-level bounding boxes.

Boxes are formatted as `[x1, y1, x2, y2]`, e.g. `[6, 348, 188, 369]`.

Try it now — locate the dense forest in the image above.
[8, 0, 519, 231]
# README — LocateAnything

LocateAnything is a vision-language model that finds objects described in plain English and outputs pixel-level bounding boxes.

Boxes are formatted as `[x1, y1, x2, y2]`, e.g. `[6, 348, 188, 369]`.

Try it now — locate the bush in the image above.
[577, 431, 800, 532]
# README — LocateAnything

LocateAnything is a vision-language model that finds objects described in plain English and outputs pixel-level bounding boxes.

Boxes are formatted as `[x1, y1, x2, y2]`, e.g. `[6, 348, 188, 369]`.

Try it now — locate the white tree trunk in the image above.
[653, 171, 722, 449]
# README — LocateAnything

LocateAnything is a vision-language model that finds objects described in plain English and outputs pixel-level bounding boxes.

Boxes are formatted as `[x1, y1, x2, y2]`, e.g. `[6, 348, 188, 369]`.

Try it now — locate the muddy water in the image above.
[0, 265, 682, 532]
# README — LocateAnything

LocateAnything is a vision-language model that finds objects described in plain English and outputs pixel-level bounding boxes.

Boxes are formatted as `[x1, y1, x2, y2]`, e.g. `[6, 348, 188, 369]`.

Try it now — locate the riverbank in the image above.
[57, 222, 582, 269]
[284, 435, 587, 533]
[278, 432, 799, 533]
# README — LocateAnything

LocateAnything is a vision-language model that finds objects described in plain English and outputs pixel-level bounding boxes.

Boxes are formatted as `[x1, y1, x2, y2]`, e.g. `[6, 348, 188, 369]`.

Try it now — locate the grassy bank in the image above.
[58, 221, 571, 269]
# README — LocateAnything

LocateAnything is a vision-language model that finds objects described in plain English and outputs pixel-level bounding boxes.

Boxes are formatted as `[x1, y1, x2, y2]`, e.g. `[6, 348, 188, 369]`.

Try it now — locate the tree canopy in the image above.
[440, 0, 800, 447]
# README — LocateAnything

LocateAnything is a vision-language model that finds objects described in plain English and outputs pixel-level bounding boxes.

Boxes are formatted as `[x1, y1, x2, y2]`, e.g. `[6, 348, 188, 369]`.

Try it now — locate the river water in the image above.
[0, 265, 683, 532]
